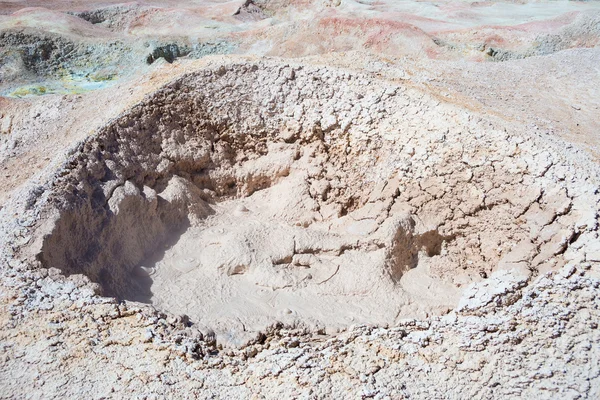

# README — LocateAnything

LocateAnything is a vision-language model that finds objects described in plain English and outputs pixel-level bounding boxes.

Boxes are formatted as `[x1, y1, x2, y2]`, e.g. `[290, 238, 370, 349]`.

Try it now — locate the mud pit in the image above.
[35, 63, 599, 342]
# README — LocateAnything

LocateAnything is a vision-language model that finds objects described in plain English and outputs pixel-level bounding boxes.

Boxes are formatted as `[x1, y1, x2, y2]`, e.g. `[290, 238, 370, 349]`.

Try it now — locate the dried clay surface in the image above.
[1, 1, 600, 399]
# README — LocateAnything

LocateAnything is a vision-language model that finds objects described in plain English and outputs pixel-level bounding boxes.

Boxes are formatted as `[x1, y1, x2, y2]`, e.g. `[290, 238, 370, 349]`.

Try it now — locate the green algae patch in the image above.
[6, 75, 117, 98]
[9, 85, 49, 98]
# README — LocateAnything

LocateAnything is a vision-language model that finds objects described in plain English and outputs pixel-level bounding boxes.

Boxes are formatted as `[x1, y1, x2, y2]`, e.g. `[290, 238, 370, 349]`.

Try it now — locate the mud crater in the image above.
[34, 63, 592, 339]
[40, 122, 455, 335]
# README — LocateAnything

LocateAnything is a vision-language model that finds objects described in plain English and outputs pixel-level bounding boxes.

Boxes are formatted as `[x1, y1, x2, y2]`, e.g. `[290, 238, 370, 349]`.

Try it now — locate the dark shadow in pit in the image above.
[38, 212, 190, 304]
[416, 230, 452, 258]
[119, 223, 191, 304]
[38, 176, 218, 305]
[387, 229, 455, 283]
[39, 214, 193, 305]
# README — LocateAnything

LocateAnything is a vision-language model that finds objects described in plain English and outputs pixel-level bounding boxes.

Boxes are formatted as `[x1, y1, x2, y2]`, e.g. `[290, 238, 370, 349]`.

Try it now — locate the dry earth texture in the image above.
[1, 0, 600, 399]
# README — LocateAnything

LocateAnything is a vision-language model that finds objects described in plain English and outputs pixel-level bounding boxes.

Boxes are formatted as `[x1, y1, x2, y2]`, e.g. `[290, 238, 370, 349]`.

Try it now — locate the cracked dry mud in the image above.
[1, 1, 600, 399]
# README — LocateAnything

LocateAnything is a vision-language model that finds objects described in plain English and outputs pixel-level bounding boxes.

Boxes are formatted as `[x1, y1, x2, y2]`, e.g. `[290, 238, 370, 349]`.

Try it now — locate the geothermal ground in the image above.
[1, 0, 600, 398]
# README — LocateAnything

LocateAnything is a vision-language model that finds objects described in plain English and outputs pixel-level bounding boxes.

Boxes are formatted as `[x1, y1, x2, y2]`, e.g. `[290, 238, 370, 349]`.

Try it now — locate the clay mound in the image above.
[33, 61, 599, 342]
